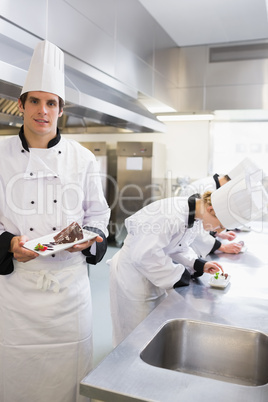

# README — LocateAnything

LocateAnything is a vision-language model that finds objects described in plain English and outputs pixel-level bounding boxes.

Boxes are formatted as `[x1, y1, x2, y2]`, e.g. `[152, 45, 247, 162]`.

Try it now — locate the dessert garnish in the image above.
[214, 272, 228, 280]
[34, 243, 48, 252]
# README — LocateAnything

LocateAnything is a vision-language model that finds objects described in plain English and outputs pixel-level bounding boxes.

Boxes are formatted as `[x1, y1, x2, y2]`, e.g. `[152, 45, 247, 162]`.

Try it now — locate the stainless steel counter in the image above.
[80, 222, 268, 402]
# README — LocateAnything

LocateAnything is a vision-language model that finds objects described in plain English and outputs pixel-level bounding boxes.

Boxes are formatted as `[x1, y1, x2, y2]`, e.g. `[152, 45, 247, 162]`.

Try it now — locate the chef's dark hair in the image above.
[19, 92, 64, 113]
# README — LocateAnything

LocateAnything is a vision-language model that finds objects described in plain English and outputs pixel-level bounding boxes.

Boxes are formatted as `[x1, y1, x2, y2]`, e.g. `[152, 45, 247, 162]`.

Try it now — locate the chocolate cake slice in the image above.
[53, 222, 83, 244]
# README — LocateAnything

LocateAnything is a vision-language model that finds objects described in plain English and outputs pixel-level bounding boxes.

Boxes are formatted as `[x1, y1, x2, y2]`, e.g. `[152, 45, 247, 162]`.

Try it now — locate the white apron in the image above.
[109, 248, 168, 347]
[0, 254, 91, 402]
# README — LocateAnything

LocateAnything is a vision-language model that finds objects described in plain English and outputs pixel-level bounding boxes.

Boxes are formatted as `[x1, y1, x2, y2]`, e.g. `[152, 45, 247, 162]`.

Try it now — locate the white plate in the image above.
[23, 229, 98, 257]
[240, 245, 247, 253]
[209, 275, 231, 289]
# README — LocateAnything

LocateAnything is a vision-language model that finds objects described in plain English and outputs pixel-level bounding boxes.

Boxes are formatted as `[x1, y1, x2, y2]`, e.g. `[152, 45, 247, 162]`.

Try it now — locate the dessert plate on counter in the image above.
[23, 229, 97, 257]
[208, 275, 231, 289]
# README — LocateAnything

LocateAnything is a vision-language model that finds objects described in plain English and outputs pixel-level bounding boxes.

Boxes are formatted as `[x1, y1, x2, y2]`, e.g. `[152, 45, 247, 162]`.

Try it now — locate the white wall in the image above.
[63, 120, 211, 184]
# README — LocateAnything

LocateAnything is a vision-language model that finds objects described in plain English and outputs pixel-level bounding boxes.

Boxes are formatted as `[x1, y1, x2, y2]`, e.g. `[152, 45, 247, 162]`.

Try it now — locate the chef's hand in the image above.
[67, 235, 103, 253]
[219, 242, 242, 254]
[217, 230, 236, 241]
[9, 235, 39, 262]
[204, 261, 224, 275]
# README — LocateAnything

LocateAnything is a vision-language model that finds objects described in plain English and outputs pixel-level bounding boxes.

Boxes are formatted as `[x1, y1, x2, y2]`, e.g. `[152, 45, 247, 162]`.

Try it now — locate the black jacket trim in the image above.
[19, 126, 61, 151]
[209, 239, 222, 254]
[0, 232, 15, 275]
[82, 226, 108, 265]
[192, 258, 206, 278]
[173, 268, 191, 288]
[213, 173, 220, 189]
[187, 193, 200, 228]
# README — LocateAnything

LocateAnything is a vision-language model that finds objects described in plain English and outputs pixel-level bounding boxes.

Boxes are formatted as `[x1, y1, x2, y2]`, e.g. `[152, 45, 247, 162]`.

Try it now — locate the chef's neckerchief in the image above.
[213, 173, 220, 189]
[187, 193, 201, 228]
[19, 125, 61, 152]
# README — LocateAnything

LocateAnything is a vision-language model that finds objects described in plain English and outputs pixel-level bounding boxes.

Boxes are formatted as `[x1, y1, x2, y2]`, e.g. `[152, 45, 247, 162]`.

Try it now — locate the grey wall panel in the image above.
[1, 0, 47, 39]
[3, 0, 268, 114]
[177, 87, 205, 111]
[154, 46, 179, 86]
[154, 24, 179, 85]
[116, 0, 154, 65]
[206, 85, 264, 110]
[115, 43, 153, 96]
[206, 59, 268, 86]
[178, 46, 208, 88]
[0, 0, 181, 109]
[65, 0, 116, 37]
[47, 0, 115, 76]
[0, 33, 33, 70]
[153, 71, 178, 110]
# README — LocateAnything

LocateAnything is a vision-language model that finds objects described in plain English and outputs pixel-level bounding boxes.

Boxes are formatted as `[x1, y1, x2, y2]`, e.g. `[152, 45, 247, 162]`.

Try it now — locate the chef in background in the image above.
[109, 173, 267, 347]
[181, 157, 261, 258]
[0, 40, 110, 402]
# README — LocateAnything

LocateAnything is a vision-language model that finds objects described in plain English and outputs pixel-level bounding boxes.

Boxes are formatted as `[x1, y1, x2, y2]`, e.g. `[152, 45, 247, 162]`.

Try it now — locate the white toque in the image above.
[228, 157, 260, 179]
[211, 171, 268, 229]
[21, 40, 65, 101]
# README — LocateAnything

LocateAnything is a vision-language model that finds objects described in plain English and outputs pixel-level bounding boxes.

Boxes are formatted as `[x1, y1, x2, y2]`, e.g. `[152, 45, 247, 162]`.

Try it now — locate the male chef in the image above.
[0, 40, 110, 402]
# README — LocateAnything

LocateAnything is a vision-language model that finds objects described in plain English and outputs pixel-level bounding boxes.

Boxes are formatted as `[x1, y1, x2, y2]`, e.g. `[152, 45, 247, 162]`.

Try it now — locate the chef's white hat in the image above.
[211, 171, 268, 229]
[21, 40, 65, 101]
[227, 157, 259, 179]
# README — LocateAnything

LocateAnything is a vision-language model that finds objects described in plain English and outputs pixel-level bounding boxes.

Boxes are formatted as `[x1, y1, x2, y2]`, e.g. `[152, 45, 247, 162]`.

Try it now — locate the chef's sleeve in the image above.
[0, 232, 15, 275]
[190, 231, 217, 258]
[208, 239, 221, 254]
[82, 158, 111, 237]
[126, 231, 187, 290]
[173, 257, 206, 287]
[82, 226, 108, 265]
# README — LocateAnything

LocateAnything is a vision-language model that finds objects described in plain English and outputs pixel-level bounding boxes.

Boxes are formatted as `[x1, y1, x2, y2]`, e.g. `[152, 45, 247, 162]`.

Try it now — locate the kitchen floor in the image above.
[90, 244, 118, 366]
[88, 244, 119, 402]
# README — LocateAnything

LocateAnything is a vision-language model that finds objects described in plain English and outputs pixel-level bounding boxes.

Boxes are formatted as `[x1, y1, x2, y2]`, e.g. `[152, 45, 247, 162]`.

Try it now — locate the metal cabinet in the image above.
[81, 142, 108, 199]
[113, 141, 166, 246]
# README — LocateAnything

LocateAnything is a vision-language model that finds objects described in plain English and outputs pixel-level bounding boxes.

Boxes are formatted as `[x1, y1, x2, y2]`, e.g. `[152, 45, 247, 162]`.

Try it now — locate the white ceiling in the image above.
[139, 0, 268, 47]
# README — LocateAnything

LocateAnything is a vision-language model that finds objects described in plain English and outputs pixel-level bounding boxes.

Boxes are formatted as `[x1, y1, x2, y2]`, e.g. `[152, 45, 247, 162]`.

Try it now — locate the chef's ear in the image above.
[58, 108, 63, 117]
[207, 205, 216, 216]
[18, 98, 24, 113]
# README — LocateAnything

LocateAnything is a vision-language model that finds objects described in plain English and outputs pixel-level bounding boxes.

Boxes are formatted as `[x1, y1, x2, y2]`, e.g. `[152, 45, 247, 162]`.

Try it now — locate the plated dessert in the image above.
[24, 222, 97, 256]
[209, 272, 231, 288]
[53, 222, 83, 244]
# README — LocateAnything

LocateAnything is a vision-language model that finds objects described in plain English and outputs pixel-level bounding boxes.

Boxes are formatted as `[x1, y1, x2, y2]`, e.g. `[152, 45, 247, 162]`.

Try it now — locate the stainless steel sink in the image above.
[140, 319, 268, 386]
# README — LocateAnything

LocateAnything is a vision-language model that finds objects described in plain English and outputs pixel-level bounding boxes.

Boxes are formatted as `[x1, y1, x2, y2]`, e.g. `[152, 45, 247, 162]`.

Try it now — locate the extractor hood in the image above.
[0, 55, 166, 134]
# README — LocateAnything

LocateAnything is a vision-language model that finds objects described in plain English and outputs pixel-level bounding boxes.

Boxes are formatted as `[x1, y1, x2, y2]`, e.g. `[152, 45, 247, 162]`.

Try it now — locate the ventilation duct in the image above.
[0, 36, 165, 134]
[209, 42, 268, 63]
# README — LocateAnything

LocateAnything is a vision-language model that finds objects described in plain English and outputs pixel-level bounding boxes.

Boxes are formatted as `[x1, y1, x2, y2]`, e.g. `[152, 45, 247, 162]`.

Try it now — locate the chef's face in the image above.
[18, 91, 63, 144]
[202, 205, 224, 232]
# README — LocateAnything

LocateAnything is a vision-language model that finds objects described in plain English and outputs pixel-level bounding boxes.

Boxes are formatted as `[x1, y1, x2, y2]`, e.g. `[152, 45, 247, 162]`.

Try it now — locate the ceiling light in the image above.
[156, 113, 214, 121]
[138, 97, 176, 114]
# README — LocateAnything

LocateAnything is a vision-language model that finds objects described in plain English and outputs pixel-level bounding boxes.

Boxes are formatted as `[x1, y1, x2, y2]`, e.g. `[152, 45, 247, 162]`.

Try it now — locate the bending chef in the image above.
[109, 173, 267, 347]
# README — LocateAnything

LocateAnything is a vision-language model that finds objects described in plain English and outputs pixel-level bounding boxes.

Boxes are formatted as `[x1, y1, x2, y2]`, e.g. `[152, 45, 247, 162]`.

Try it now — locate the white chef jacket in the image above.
[0, 130, 110, 402]
[179, 174, 219, 197]
[109, 196, 204, 347]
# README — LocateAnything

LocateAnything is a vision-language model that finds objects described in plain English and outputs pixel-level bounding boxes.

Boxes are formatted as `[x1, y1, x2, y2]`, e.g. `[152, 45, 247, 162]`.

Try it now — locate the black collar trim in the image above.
[19, 126, 61, 151]
[213, 173, 220, 189]
[187, 193, 200, 228]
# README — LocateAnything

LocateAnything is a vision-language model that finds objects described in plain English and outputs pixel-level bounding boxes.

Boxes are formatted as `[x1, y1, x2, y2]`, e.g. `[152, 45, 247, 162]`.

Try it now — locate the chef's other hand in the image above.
[10, 235, 39, 262]
[204, 261, 224, 275]
[217, 230, 236, 241]
[67, 235, 103, 253]
[219, 242, 242, 254]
